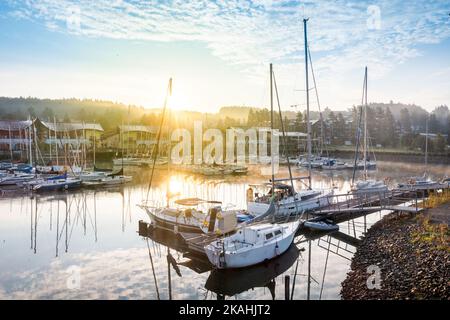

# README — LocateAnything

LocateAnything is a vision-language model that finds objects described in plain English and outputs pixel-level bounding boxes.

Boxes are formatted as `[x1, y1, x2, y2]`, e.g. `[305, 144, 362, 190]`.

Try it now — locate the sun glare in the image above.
[168, 175, 184, 195]
[168, 89, 191, 111]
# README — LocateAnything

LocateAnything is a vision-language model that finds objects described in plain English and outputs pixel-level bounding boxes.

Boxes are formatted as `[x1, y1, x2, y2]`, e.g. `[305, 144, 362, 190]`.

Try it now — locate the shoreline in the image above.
[341, 200, 450, 300]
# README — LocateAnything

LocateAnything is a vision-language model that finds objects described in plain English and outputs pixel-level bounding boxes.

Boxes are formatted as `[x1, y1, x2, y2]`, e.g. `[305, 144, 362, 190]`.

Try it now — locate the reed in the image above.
[411, 215, 449, 252]
[421, 189, 450, 209]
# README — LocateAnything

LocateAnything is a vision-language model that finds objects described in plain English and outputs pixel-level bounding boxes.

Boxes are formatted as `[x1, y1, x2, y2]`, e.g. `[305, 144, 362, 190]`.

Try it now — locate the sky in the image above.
[0, 0, 449, 113]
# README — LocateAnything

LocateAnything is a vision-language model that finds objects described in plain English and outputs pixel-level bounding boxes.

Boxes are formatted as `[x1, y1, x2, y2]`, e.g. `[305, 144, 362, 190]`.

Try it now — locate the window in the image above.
[274, 230, 282, 236]
[265, 233, 273, 240]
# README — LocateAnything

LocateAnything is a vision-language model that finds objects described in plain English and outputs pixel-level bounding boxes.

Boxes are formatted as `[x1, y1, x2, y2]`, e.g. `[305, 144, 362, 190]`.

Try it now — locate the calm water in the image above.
[0, 161, 448, 300]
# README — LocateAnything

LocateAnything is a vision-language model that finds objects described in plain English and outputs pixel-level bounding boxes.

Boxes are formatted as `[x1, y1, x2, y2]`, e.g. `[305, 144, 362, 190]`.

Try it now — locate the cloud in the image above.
[3, 0, 450, 109]
[6, 1, 449, 73]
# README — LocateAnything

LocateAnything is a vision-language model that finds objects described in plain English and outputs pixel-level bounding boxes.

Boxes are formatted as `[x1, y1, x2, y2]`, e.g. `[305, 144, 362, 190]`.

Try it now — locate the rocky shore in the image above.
[341, 210, 450, 300]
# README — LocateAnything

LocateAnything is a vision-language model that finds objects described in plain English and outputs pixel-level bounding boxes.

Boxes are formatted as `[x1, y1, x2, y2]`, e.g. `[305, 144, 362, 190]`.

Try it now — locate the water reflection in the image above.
[0, 161, 448, 300]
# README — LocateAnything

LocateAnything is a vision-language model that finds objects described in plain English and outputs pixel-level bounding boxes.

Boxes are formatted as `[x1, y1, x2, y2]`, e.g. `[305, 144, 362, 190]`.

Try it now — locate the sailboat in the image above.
[204, 219, 300, 269]
[351, 67, 388, 195]
[397, 117, 442, 190]
[247, 22, 332, 217]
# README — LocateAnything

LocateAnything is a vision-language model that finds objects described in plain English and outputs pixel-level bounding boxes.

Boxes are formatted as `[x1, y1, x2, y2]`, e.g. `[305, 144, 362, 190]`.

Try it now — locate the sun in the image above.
[168, 175, 184, 195]
[168, 89, 191, 111]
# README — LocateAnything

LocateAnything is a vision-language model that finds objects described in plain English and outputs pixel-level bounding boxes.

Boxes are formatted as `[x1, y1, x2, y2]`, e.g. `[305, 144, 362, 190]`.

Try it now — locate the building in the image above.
[34, 119, 104, 149]
[0, 120, 33, 159]
[102, 125, 159, 154]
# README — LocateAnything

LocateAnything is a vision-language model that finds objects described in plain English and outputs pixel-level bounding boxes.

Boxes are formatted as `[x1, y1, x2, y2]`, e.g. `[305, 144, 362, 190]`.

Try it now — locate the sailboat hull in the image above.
[247, 192, 332, 216]
[142, 206, 204, 234]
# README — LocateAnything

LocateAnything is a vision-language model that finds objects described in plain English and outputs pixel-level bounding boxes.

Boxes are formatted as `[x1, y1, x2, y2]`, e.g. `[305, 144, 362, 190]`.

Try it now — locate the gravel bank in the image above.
[341, 211, 450, 300]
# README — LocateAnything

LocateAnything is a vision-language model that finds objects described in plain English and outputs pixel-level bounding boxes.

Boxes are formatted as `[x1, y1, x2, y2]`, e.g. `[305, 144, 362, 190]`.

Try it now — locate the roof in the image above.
[119, 125, 158, 134]
[0, 120, 33, 131]
[40, 120, 104, 132]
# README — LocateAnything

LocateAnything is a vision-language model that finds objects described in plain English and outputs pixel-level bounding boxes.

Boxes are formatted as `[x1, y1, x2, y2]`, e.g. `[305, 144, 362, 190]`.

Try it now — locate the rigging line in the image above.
[146, 237, 160, 300]
[308, 46, 331, 164]
[319, 237, 332, 300]
[290, 249, 301, 300]
[272, 69, 303, 221]
[351, 71, 366, 185]
[145, 79, 172, 202]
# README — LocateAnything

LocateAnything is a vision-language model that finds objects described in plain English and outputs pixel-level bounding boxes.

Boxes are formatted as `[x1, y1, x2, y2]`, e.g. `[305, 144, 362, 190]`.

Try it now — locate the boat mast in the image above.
[8, 124, 13, 162]
[166, 78, 173, 208]
[54, 116, 59, 166]
[425, 115, 428, 174]
[270, 63, 275, 193]
[304, 18, 312, 189]
[363, 66, 368, 180]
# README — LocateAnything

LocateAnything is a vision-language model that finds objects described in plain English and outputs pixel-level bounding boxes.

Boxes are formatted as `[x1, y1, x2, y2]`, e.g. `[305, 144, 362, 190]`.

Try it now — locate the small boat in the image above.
[100, 175, 132, 185]
[303, 221, 339, 231]
[345, 159, 376, 170]
[23, 173, 68, 189]
[78, 171, 109, 182]
[82, 180, 106, 187]
[33, 177, 82, 192]
[398, 175, 444, 190]
[321, 159, 348, 170]
[247, 183, 332, 216]
[205, 244, 300, 298]
[113, 157, 167, 167]
[10, 163, 34, 173]
[0, 173, 36, 186]
[351, 179, 388, 194]
[204, 220, 300, 269]
[141, 198, 253, 235]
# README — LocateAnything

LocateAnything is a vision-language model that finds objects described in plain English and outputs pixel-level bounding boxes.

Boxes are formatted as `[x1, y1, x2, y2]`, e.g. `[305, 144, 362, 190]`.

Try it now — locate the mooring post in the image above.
[285, 275, 290, 300]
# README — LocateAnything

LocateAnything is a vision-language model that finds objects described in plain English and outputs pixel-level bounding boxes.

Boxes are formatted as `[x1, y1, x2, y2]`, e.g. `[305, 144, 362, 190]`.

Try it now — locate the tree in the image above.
[428, 114, 439, 133]
[400, 108, 412, 133]
[63, 113, 71, 123]
[435, 134, 447, 153]
[383, 108, 397, 147]
[41, 107, 54, 120]
[27, 106, 36, 118]
[294, 111, 303, 131]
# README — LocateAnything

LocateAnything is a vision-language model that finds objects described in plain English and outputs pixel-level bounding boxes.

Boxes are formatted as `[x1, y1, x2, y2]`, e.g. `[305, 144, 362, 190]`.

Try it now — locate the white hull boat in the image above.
[0, 173, 36, 186]
[351, 180, 388, 194]
[205, 221, 300, 269]
[303, 221, 339, 231]
[101, 175, 132, 185]
[78, 171, 108, 181]
[398, 177, 445, 190]
[140, 199, 255, 235]
[33, 178, 82, 192]
[247, 184, 332, 217]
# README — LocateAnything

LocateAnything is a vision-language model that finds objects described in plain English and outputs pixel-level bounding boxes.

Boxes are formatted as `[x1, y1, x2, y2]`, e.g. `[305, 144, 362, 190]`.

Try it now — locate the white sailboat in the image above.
[247, 24, 332, 217]
[351, 67, 388, 195]
[204, 220, 300, 269]
[397, 118, 443, 191]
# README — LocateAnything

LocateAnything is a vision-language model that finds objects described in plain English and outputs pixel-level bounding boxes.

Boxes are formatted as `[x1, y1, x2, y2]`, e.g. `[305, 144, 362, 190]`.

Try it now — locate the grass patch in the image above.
[421, 190, 450, 209]
[411, 215, 450, 252]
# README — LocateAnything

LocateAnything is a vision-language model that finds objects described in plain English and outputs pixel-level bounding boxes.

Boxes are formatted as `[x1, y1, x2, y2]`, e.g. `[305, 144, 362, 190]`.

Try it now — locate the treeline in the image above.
[324, 105, 449, 152]
[0, 97, 448, 152]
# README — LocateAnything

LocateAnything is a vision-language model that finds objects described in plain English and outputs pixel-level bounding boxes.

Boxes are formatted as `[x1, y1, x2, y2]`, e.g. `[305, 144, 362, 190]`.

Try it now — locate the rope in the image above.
[146, 237, 160, 300]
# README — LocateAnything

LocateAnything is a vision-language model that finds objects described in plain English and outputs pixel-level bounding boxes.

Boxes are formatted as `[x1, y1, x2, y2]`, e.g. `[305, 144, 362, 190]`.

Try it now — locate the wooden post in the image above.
[284, 275, 290, 300]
